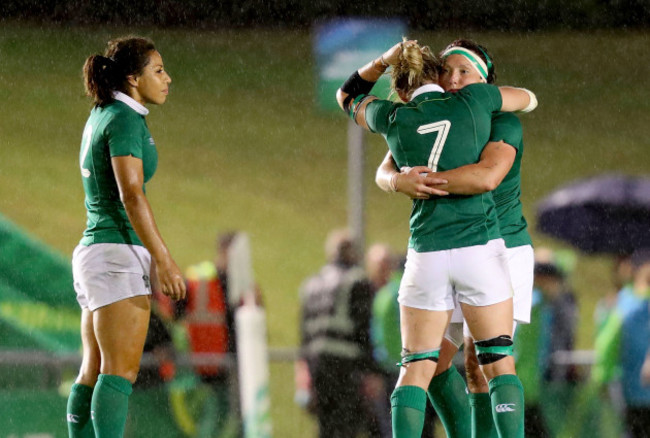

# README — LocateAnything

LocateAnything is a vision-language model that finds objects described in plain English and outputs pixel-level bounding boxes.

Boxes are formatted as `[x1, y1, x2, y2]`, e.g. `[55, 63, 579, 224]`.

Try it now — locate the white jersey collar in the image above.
[113, 91, 149, 116]
[410, 83, 445, 101]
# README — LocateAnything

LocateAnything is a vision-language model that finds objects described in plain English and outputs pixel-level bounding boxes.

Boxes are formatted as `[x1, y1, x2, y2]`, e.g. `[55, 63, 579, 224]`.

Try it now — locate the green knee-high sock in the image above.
[469, 392, 498, 438]
[67, 383, 95, 438]
[391, 385, 427, 438]
[427, 366, 471, 438]
[91, 374, 133, 438]
[488, 374, 525, 438]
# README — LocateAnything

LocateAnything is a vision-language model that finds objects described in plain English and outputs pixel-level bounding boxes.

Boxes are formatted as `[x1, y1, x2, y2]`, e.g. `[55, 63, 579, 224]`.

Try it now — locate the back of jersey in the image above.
[366, 83, 503, 252]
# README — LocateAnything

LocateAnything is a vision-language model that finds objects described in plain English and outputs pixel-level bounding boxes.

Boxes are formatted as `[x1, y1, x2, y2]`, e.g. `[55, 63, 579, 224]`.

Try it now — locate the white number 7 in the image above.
[417, 120, 451, 172]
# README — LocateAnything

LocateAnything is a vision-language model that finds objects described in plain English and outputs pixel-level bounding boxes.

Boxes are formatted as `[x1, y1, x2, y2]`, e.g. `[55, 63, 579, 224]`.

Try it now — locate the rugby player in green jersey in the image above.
[375, 40, 534, 438]
[336, 40, 536, 438]
[67, 36, 185, 438]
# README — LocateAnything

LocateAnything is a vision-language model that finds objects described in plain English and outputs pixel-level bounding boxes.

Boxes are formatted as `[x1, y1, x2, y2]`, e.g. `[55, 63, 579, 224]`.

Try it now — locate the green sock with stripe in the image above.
[469, 392, 498, 438]
[489, 374, 525, 438]
[427, 366, 471, 438]
[67, 383, 95, 438]
[91, 374, 133, 438]
[391, 385, 427, 438]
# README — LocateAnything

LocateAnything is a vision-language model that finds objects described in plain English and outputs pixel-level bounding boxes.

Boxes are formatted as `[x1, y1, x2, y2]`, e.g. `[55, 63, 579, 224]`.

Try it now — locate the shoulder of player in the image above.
[454, 83, 498, 98]
[103, 102, 147, 132]
[368, 97, 404, 111]
[492, 111, 522, 127]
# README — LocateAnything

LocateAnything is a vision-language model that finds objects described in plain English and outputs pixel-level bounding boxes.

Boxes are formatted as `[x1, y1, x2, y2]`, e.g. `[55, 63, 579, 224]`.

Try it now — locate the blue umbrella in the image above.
[536, 174, 650, 254]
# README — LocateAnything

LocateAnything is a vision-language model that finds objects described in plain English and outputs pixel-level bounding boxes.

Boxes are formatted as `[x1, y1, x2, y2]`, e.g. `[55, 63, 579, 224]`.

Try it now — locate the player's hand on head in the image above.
[382, 40, 417, 66]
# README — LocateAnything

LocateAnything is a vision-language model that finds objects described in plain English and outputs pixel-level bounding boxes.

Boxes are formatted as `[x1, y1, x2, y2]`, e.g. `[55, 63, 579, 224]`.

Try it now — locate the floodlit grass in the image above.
[1, 22, 649, 437]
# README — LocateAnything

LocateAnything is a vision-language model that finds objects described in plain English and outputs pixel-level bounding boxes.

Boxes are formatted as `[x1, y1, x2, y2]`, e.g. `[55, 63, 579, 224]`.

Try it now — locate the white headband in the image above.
[441, 46, 489, 82]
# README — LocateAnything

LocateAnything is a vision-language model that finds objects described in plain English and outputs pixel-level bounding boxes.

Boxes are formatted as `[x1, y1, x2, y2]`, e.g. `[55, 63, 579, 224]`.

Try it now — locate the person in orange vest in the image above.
[175, 231, 242, 437]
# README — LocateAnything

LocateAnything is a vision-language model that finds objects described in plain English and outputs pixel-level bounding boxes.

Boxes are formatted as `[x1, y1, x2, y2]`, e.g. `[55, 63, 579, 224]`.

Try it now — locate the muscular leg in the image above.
[67, 308, 100, 437]
[91, 295, 151, 437]
[462, 299, 524, 438]
[464, 338, 497, 438]
[426, 337, 471, 438]
[391, 305, 450, 438]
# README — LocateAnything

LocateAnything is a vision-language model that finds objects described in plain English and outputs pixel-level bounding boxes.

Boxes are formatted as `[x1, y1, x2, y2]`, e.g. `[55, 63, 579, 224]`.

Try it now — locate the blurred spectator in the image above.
[592, 248, 650, 438]
[642, 352, 650, 387]
[158, 231, 243, 438]
[514, 249, 579, 437]
[297, 229, 377, 438]
[362, 243, 397, 438]
[370, 254, 438, 438]
[365, 243, 395, 292]
[594, 253, 634, 331]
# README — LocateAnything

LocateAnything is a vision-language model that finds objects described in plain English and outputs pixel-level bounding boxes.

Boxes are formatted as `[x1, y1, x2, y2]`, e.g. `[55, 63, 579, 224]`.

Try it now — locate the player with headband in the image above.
[338, 39, 536, 438]
[375, 38, 535, 438]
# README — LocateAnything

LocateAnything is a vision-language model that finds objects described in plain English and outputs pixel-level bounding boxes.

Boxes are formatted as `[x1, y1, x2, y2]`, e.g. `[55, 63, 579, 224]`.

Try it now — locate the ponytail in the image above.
[83, 55, 119, 107]
[390, 40, 440, 101]
[82, 36, 156, 107]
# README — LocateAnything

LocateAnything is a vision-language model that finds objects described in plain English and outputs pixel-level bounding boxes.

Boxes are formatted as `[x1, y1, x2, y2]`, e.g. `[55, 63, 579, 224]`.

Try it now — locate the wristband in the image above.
[389, 172, 399, 192]
[518, 88, 538, 113]
[340, 71, 375, 103]
[375, 56, 389, 70]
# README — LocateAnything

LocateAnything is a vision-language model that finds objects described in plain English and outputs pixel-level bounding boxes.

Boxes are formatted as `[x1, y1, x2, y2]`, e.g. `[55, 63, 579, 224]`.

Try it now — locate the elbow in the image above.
[476, 175, 502, 193]
[336, 89, 346, 111]
[374, 170, 383, 189]
[482, 179, 500, 192]
[119, 188, 144, 208]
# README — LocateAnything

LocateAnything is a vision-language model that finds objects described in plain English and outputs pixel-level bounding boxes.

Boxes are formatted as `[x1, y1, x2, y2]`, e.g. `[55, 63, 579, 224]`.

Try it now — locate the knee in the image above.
[397, 349, 439, 388]
[464, 350, 488, 393]
[473, 335, 516, 381]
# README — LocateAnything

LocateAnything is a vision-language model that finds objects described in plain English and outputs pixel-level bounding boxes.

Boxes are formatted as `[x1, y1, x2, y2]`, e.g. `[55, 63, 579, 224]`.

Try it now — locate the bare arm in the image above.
[336, 41, 415, 130]
[427, 141, 517, 194]
[112, 155, 186, 300]
[375, 150, 449, 198]
[499, 86, 538, 113]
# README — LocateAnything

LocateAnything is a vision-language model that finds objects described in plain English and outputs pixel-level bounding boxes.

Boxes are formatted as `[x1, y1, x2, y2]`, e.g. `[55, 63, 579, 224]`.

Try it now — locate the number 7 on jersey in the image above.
[417, 120, 451, 172]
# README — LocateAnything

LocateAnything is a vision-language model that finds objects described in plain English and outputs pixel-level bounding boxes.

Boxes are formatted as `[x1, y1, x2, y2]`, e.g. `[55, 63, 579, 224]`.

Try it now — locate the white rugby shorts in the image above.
[446, 244, 534, 345]
[72, 243, 152, 311]
[398, 239, 513, 312]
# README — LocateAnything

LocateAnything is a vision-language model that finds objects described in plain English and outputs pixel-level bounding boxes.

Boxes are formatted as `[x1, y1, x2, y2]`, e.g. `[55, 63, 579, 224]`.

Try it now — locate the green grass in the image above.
[1, 22, 649, 436]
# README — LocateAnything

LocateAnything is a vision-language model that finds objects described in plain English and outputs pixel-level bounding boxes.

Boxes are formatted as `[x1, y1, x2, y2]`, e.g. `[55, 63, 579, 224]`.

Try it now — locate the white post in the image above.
[348, 119, 365, 253]
[229, 233, 272, 438]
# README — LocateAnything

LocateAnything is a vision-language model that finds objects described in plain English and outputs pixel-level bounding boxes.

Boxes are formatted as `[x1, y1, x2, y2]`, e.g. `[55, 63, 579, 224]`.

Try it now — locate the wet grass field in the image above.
[1, 22, 649, 436]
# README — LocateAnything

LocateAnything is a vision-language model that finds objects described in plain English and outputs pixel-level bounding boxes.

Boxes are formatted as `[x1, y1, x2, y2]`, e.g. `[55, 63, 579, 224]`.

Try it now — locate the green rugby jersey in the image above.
[365, 83, 502, 252]
[78, 93, 158, 246]
[489, 112, 532, 249]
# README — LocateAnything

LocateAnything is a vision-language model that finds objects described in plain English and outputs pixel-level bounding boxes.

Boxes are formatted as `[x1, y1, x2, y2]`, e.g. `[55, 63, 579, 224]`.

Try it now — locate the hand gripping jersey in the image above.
[365, 83, 503, 252]
[78, 98, 158, 246]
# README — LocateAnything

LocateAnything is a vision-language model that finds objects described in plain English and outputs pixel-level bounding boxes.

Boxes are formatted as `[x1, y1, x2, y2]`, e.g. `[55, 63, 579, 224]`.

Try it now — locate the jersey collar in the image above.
[113, 91, 149, 116]
[410, 83, 445, 101]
